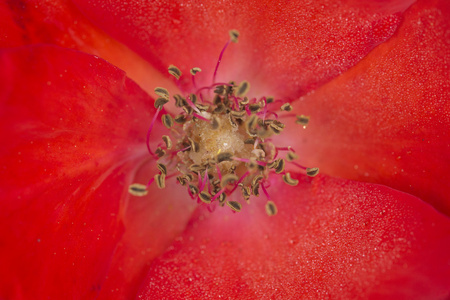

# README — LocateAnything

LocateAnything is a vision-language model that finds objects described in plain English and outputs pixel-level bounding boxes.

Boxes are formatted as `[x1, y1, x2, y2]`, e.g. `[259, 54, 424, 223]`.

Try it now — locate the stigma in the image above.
[128, 30, 319, 216]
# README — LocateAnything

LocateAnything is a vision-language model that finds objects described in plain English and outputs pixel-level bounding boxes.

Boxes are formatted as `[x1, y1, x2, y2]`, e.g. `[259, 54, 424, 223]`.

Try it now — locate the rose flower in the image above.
[0, 0, 449, 299]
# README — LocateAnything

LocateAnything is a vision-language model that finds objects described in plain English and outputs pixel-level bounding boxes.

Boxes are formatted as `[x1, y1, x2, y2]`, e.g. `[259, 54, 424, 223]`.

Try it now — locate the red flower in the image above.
[1, 0, 449, 299]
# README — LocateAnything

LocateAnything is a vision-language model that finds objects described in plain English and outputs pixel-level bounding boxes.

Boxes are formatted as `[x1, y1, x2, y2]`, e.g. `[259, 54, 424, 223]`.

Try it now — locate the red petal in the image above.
[73, 0, 413, 98]
[291, 0, 450, 215]
[0, 0, 174, 95]
[98, 160, 197, 300]
[138, 176, 450, 299]
[0, 45, 157, 299]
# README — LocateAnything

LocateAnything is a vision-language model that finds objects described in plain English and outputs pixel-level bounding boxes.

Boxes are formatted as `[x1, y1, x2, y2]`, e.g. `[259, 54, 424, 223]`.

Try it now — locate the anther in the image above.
[168, 65, 182, 80]
[229, 30, 240, 43]
[189, 164, 204, 173]
[220, 173, 239, 188]
[190, 93, 198, 104]
[128, 183, 148, 197]
[190, 67, 202, 75]
[282, 172, 299, 186]
[217, 151, 234, 163]
[187, 137, 199, 152]
[252, 182, 260, 196]
[228, 114, 238, 128]
[162, 114, 174, 128]
[268, 120, 285, 134]
[245, 115, 258, 136]
[275, 159, 285, 174]
[162, 135, 172, 149]
[306, 167, 320, 177]
[177, 176, 188, 186]
[286, 151, 298, 161]
[155, 147, 166, 158]
[174, 94, 186, 107]
[155, 97, 169, 109]
[240, 97, 249, 105]
[248, 103, 261, 113]
[267, 159, 279, 169]
[265, 201, 278, 216]
[226, 200, 242, 212]
[154, 173, 166, 189]
[230, 110, 246, 119]
[199, 191, 212, 203]
[236, 80, 250, 97]
[154, 87, 170, 99]
[174, 114, 187, 124]
[157, 163, 167, 175]
[296, 115, 310, 128]
[280, 103, 292, 111]
[189, 184, 199, 195]
[252, 174, 263, 186]
[241, 185, 251, 202]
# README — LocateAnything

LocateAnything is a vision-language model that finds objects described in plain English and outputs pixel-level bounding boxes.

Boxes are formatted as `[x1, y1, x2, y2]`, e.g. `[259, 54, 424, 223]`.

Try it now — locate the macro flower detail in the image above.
[132, 31, 319, 215]
[1, 0, 449, 299]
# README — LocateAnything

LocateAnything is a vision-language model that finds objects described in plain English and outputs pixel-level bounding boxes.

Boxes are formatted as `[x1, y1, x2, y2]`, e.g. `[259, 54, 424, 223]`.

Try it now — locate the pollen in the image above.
[129, 30, 319, 216]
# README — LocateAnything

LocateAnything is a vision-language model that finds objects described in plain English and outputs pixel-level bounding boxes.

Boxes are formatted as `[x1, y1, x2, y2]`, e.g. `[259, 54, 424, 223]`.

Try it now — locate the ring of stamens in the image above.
[130, 30, 318, 216]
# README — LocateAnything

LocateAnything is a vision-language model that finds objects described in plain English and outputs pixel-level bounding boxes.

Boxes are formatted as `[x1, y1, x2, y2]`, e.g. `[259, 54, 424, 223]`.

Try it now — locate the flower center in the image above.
[128, 30, 318, 216]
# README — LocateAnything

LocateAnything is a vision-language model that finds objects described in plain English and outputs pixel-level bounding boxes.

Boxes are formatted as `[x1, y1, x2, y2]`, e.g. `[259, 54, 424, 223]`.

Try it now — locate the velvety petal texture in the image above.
[73, 0, 414, 98]
[0, 0, 174, 95]
[0, 45, 169, 299]
[292, 0, 450, 215]
[139, 176, 450, 299]
[98, 160, 196, 300]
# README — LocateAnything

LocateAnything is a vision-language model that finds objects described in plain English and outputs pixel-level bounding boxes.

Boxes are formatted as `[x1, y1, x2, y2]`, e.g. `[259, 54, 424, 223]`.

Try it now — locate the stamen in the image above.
[286, 151, 298, 161]
[185, 95, 201, 114]
[162, 135, 172, 149]
[155, 147, 166, 158]
[226, 200, 242, 212]
[265, 201, 278, 216]
[128, 183, 148, 197]
[212, 30, 239, 83]
[157, 163, 167, 175]
[261, 183, 271, 200]
[154, 97, 169, 109]
[168, 65, 182, 80]
[280, 103, 292, 111]
[236, 80, 250, 97]
[190, 67, 202, 75]
[154, 87, 170, 99]
[220, 173, 239, 188]
[275, 159, 285, 174]
[282, 172, 299, 186]
[229, 30, 240, 43]
[306, 167, 320, 177]
[252, 182, 260, 197]
[296, 115, 310, 128]
[192, 113, 210, 122]
[162, 114, 174, 128]
[154, 173, 166, 189]
[199, 191, 212, 203]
